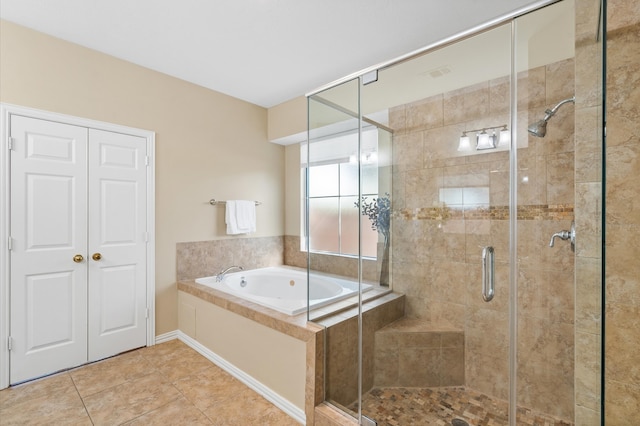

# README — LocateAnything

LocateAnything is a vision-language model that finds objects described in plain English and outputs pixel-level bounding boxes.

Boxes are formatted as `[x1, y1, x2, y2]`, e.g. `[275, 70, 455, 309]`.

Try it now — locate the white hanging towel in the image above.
[225, 200, 256, 235]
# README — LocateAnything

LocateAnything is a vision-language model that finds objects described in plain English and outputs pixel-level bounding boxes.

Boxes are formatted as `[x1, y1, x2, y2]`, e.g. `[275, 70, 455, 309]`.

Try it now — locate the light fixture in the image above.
[457, 133, 471, 152]
[476, 130, 496, 150]
[457, 124, 509, 152]
[498, 125, 511, 147]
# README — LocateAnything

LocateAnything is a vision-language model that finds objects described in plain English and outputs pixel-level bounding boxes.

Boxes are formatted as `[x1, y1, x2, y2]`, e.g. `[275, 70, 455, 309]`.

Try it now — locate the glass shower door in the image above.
[307, 76, 396, 424]
[307, 78, 363, 416]
[361, 23, 515, 425]
[307, 1, 603, 424]
[515, 1, 603, 423]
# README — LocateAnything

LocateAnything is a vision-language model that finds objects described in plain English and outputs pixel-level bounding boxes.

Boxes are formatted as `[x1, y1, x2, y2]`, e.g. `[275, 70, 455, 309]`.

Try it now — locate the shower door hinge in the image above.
[362, 70, 379, 85]
[7, 336, 13, 351]
[361, 415, 377, 426]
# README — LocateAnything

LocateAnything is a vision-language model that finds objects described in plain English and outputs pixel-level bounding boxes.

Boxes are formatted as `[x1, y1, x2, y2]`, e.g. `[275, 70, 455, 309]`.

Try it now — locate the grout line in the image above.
[169, 380, 214, 424]
[68, 372, 95, 425]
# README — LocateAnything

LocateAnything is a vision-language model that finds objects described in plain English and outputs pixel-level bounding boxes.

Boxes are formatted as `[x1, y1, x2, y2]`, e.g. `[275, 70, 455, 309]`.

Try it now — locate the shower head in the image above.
[527, 96, 575, 138]
[528, 119, 548, 137]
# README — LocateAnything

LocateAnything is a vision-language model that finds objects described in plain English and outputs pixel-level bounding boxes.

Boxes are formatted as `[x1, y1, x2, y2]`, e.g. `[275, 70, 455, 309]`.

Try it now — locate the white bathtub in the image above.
[195, 266, 372, 315]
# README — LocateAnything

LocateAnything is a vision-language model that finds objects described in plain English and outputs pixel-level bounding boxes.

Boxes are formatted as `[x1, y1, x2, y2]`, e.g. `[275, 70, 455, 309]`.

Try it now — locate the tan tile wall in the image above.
[176, 236, 284, 281]
[323, 296, 405, 407]
[284, 235, 381, 282]
[574, 0, 604, 424]
[374, 319, 464, 388]
[605, 0, 640, 422]
[389, 58, 576, 419]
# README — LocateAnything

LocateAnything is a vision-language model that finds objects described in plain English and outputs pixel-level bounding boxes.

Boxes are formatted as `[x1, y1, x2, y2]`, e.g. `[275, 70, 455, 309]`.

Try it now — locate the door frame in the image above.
[0, 103, 156, 389]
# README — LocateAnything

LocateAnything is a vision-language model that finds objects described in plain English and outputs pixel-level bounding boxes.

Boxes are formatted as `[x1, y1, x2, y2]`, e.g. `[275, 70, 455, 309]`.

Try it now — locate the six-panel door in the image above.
[9, 115, 148, 384]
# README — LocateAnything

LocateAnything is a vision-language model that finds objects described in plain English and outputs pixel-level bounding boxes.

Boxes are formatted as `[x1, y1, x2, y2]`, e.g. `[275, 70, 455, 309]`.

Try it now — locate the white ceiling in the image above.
[0, 0, 547, 108]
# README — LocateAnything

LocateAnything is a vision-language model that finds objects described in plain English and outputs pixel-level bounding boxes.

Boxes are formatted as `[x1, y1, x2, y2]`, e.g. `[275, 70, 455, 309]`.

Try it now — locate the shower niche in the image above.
[307, 0, 603, 424]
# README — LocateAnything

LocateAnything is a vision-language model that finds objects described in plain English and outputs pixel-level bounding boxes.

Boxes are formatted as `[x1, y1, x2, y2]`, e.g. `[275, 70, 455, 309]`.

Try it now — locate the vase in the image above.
[379, 237, 390, 287]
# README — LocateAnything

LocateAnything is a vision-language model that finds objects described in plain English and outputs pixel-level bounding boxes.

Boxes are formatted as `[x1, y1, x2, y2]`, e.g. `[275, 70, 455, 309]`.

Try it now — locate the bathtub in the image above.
[195, 266, 372, 315]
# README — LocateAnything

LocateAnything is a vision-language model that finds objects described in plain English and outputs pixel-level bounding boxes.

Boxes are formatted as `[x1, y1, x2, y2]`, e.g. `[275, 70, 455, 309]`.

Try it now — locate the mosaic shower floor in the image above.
[349, 387, 573, 426]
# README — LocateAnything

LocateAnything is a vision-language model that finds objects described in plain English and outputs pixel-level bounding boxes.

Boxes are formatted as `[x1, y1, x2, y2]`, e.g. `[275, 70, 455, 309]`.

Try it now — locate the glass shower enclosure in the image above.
[306, 0, 604, 424]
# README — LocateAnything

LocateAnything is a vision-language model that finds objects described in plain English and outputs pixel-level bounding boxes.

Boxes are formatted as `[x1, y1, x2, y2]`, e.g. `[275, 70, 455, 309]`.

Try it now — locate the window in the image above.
[302, 128, 380, 258]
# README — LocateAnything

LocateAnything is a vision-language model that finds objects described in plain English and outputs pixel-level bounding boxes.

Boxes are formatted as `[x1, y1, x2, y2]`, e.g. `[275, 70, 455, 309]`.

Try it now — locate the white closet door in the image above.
[87, 129, 147, 361]
[9, 116, 89, 383]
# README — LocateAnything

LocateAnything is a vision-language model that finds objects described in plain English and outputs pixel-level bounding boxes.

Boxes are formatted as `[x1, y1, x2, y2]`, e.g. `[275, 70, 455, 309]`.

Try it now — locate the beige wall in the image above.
[0, 20, 285, 335]
[267, 96, 307, 143]
[284, 144, 302, 236]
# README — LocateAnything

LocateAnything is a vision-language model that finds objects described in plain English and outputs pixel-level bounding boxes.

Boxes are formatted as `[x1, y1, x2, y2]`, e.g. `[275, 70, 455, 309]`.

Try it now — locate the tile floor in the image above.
[352, 387, 573, 426]
[0, 339, 300, 425]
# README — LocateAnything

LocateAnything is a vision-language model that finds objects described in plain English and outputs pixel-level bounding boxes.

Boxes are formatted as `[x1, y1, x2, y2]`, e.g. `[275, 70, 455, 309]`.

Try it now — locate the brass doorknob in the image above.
[92, 253, 102, 261]
[73, 254, 84, 263]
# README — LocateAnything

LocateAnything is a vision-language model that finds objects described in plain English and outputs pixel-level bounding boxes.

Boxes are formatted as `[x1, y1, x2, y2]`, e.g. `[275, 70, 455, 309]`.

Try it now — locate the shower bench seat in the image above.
[374, 318, 465, 388]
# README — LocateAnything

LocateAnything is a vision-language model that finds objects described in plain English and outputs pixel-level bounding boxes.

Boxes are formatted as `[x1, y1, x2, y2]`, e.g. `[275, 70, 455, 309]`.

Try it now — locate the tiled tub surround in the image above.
[178, 278, 400, 425]
[177, 282, 322, 424]
[177, 236, 322, 423]
[388, 57, 576, 421]
[176, 236, 395, 424]
[176, 236, 284, 281]
[285, 235, 384, 283]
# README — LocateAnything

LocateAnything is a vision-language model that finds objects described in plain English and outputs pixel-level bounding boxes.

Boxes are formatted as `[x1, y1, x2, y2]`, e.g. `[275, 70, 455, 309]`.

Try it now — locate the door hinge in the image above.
[7, 237, 13, 251]
[7, 336, 13, 351]
[145, 155, 149, 166]
[7, 137, 15, 150]
[145, 308, 149, 319]
[143, 232, 149, 243]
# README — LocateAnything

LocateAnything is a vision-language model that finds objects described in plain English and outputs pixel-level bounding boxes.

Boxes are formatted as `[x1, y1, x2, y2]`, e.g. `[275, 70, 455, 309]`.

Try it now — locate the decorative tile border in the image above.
[396, 204, 574, 221]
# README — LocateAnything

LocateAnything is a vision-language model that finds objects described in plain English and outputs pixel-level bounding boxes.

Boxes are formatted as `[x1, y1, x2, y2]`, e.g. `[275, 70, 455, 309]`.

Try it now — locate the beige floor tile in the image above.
[0, 341, 299, 425]
[173, 365, 248, 411]
[203, 387, 299, 426]
[0, 372, 74, 410]
[0, 380, 90, 425]
[123, 396, 213, 425]
[70, 350, 152, 397]
[137, 339, 191, 367]
[83, 372, 181, 425]
[155, 348, 215, 382]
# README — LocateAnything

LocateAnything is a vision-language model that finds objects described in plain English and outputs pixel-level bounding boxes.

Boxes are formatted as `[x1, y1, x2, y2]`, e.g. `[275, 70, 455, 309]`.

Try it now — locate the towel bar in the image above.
[209, 199, 261, 206]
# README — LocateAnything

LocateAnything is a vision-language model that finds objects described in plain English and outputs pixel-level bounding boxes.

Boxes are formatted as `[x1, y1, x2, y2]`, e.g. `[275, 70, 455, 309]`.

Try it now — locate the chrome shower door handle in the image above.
[482, 246, 495, 302]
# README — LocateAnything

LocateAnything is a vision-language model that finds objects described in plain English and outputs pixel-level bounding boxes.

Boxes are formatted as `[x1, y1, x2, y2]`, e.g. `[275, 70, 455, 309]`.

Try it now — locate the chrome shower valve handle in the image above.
[549, 221, 576, 252]
[549, 230, 570, 246]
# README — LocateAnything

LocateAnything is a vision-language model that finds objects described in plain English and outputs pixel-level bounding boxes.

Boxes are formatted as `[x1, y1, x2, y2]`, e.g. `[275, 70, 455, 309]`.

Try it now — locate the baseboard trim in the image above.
[176, 331, 305, 425]
[154, 330, 178, 344]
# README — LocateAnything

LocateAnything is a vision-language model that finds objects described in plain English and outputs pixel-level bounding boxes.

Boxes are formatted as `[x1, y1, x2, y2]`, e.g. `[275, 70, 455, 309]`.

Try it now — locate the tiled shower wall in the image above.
[388, 58, 576, 419]
[604, 0, 640, 422]
[574, 0, 604, 423]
